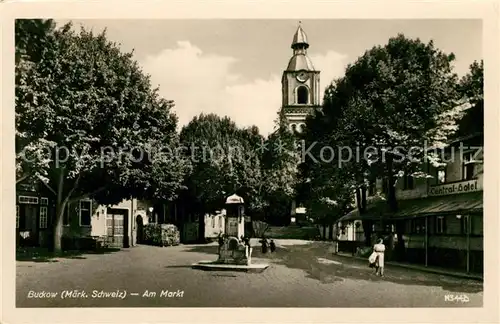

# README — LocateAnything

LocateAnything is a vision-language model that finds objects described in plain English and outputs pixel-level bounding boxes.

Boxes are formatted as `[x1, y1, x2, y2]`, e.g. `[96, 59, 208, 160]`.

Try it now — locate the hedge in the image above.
[143, 223, 180, 247]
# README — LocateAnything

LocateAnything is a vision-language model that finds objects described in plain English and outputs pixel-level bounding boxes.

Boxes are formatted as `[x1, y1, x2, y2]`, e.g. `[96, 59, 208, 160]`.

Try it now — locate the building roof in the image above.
[393, 191, 483, 218]
[295, 207, 307, 214]
[287, 54, 315, 71]
[292, 25, 309, 48]
[337, 191, 483, 222]
[225, 193, 244, 204]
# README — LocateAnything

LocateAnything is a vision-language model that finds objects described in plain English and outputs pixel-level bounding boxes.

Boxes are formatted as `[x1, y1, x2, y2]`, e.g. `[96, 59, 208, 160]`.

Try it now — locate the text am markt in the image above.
[142, 289, 185, 298]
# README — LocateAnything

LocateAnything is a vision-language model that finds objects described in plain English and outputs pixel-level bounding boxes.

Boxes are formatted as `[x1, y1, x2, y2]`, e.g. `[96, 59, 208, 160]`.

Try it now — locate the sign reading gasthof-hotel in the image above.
[428, 179, 482, 197]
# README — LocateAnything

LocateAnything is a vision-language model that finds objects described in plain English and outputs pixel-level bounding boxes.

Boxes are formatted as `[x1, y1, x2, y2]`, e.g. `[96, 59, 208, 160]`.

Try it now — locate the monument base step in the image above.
[192, 260, 269, 273]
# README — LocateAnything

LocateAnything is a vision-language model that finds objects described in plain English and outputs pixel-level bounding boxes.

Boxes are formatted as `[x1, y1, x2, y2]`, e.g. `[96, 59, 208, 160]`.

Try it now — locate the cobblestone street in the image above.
[16, 242, 483, 307]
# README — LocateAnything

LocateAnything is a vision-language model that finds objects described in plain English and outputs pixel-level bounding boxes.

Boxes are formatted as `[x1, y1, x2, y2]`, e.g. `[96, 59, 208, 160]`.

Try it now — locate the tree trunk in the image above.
[52, 200, 67, 253]
[386, 154, 404, 259]
[386, 155, 398, 212]
[322, 222, 326, 239]
[362, 220, 373, 247]
[198, 203, 205, 243]
[395, 220, 406, 261]
[356, 186, 371, 246]
[328, 223, 334, 240]
[52, 170, 66, 253]
[355, 188, 362, 211]
[361, 185, 367, 211]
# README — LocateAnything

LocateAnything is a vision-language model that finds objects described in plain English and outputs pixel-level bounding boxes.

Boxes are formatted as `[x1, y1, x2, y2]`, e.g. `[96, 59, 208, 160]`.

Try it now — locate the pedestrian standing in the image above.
[373, 238, 386, 277]
[269, 239, 276, 253]
[260, 237, 268, 254]
[218, 233, 224, 255]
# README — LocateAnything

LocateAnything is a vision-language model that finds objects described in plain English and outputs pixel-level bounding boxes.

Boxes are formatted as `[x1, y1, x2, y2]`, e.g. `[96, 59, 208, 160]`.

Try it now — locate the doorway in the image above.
[106, 208, 129, 248]
[136, 215, 144, 244]
[20, 205, 39, 246]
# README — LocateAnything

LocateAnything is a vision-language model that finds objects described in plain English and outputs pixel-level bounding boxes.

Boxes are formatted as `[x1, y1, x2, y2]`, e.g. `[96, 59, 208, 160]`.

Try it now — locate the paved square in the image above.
[16, 243, 483, 307]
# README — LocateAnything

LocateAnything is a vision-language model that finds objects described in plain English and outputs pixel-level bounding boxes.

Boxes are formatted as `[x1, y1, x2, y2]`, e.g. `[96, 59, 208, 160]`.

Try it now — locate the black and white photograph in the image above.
[2, 1, 499, 323]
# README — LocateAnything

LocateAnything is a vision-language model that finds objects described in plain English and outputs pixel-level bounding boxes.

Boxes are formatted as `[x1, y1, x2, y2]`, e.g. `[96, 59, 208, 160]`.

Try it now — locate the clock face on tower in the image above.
[296, 71, 309, 82]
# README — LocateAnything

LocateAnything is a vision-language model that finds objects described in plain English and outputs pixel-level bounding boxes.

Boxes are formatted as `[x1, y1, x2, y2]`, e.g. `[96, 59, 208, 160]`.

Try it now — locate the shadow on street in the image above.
[16, 247, 122, 263]
[184, 242, 483, 294]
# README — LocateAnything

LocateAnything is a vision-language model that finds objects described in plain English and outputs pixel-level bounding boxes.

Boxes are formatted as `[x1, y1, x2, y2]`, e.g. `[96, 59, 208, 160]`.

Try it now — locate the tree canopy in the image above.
[179, 113, 265, 240]
[16, 21, 189, 250]
[301, 34, 468, 244]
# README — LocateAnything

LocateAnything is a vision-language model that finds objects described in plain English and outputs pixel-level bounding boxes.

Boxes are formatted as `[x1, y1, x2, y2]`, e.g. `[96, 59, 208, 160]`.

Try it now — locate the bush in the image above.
[252, 221, 269, 238]
[143, 224, 180, 247]
[60, 236, 98, 251]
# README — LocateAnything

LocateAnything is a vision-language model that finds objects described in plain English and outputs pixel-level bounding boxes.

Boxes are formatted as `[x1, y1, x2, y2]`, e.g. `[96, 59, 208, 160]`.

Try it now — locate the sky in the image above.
[59, 19, 482, 135]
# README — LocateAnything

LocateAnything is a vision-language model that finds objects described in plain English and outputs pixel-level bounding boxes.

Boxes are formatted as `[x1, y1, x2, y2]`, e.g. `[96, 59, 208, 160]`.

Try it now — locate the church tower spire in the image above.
[281, 22, 321, 133]
[291, 22, 309, 55]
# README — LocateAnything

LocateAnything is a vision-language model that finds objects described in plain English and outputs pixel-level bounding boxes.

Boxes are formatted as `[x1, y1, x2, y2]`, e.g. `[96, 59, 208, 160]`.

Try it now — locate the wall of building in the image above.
[335, 220, 364, 242]
[284, 72, 320, 106]
[62, 201, 93, 238]
[395, 175, 428, 200]
[445, 152, 463, 182]
[63, 198, 138, 248]
[337, 140, 484, 269]
[205, 213, 225, 238]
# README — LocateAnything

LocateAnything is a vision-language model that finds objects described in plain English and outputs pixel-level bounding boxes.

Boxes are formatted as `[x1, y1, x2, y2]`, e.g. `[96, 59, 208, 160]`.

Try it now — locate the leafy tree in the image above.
[303, 34, 465, 248]
[179, 114, 263, 241]
[260, 110, 300, 225]
[338, 34, 463, 252]
[459, 60, 483, 106]
[15, 19, 56, 64]
[455, 60, 483, 138]
[15, 19, 57, 184]
[16, 22, 188, 252]
[299, 85, 358, 237]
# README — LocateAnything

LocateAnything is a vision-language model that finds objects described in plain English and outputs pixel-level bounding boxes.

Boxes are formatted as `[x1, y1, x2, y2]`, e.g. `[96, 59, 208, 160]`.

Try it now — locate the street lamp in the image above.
[148, 207, 154, 223]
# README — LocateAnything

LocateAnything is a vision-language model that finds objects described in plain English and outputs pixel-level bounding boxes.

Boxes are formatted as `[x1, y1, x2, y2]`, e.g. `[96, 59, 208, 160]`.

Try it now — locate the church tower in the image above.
[281, 23, 321, 133]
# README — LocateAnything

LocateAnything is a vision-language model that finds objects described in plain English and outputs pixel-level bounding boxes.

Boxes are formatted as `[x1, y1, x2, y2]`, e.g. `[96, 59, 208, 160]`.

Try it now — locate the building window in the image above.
[212, 216, 215, 228]
[63, 205, 70, 226]
[368, 179, 376, 196]
[16, 205, 19, 228]
[106, 213, 124, 236]
[382, 179, 388, 196]
[297, 86, 309, 104]
[460, 215, 471, 234]
[39, 206, 48, 229]
[463, 163, 475, 180]
[403, 174, 415, 190]
[19, 183, 36, 192]
[79, 200, 92, 226]
[436, 216, 446, 234]
[462, 152, 477, 180]
[437, 168, 447, 184]
[411, 218, 426, 234]
[18, 196, 39, 204]
[41, 197, 49, 205]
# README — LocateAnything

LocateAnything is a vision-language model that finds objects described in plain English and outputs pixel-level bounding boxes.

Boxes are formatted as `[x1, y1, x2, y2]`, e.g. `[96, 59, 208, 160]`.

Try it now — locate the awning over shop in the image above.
[337, 191, 483, 223]
[337, 200, 391, 222]
[394, 191, 483, 218]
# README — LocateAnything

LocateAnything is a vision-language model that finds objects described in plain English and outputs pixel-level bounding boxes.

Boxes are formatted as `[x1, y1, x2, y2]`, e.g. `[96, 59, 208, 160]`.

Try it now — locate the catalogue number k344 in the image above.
[444, 294, 470, 303]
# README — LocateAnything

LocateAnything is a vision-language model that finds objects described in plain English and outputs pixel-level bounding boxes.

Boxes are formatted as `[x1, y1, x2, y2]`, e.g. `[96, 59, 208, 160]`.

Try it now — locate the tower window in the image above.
[297, 86, 309, 104]
[290, 124, 297, 132]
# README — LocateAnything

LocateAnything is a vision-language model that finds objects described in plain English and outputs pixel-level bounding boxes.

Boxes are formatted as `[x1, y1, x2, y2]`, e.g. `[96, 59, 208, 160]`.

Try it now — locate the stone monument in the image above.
[224, 193, 245, 238]
[192, 194, 268, 272]
[217, 236, 252, 266]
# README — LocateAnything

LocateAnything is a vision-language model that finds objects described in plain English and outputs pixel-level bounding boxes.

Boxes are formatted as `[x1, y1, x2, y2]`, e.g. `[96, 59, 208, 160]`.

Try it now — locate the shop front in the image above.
[392, 189, 483, 273]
